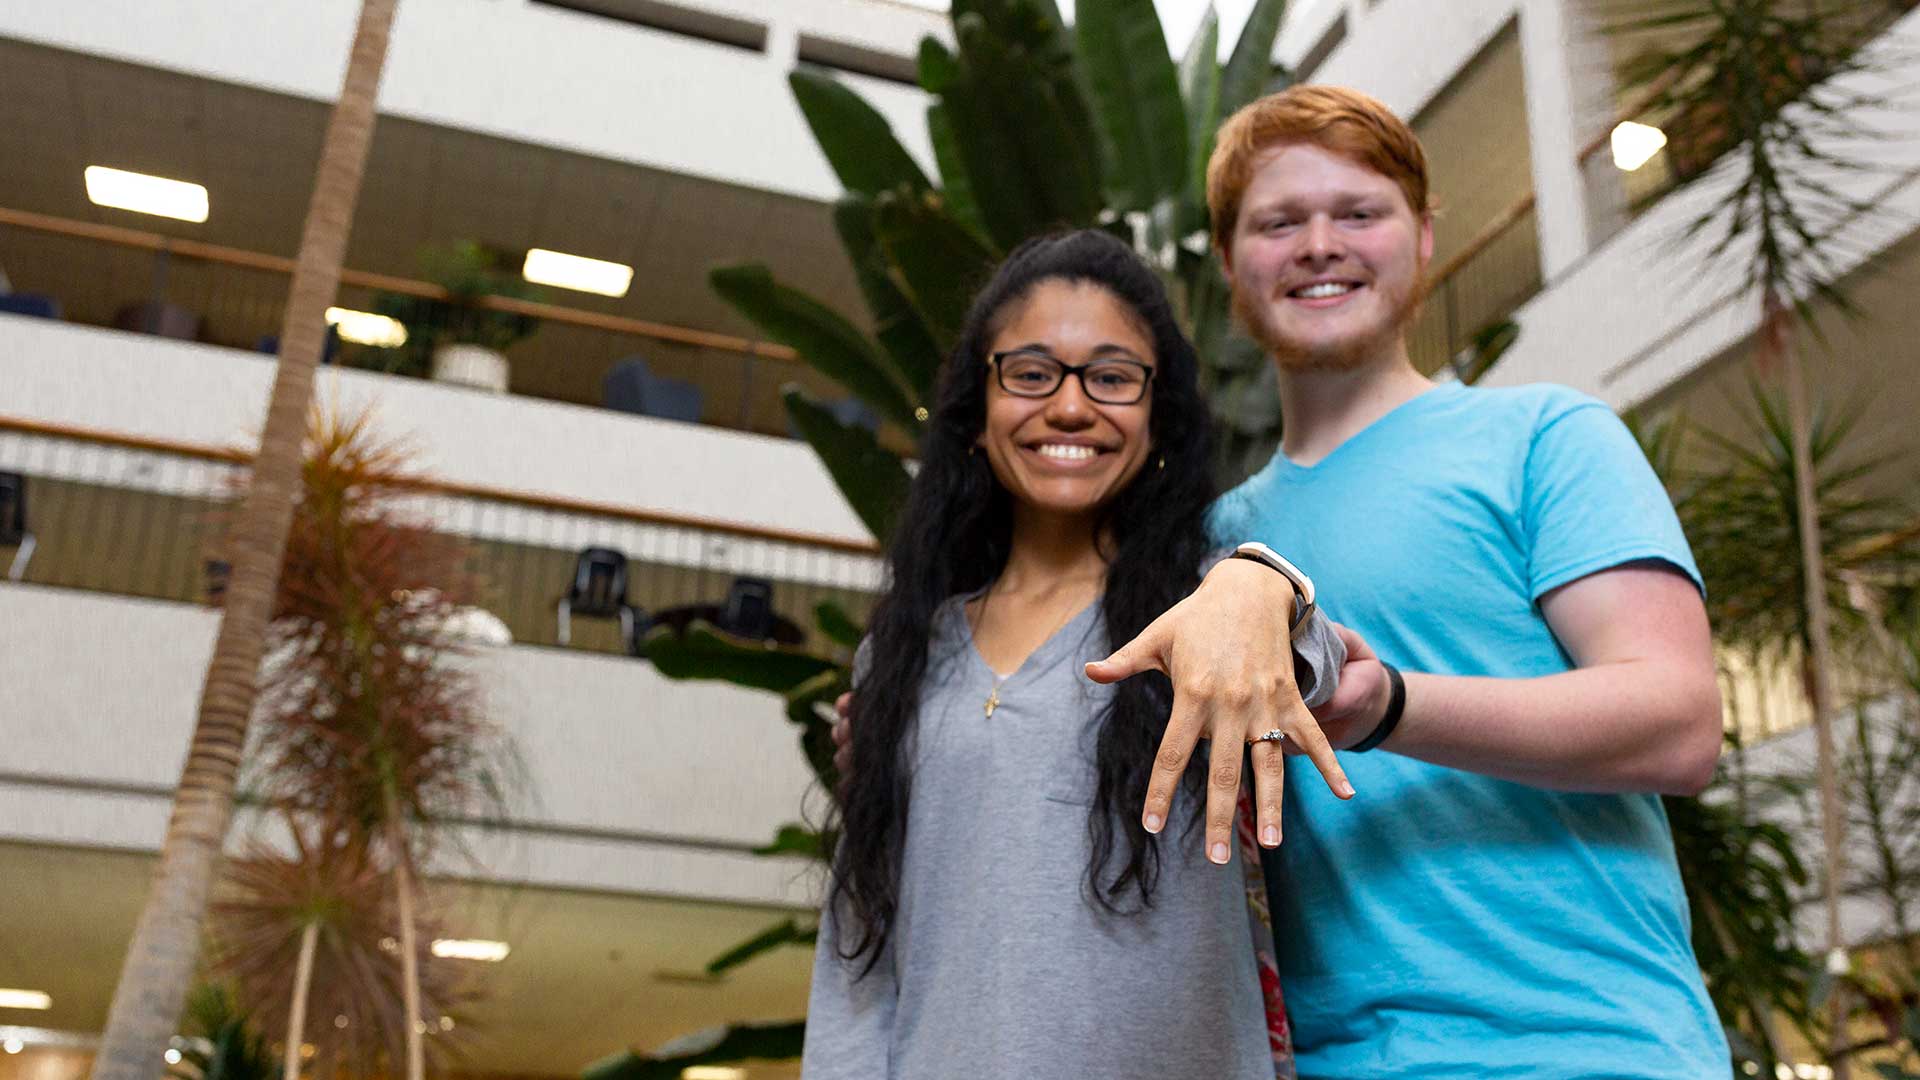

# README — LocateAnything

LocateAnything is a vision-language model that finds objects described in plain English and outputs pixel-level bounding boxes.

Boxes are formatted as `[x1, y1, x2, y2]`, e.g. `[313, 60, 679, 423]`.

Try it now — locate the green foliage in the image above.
[171, 984, 277, 1080]
[705, 917, 820, 977]
[1077, 0, 1189, 212]
[783, 387, 916, 545]
[789, 68, 932, 197]
[581, 1022, 808, 1080]
[640, 619, 838, 694]
[359, 241, 543, 374]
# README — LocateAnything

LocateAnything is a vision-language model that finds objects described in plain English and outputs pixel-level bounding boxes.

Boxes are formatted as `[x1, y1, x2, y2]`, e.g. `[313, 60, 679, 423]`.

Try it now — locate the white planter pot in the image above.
[432, 343, 509, 393]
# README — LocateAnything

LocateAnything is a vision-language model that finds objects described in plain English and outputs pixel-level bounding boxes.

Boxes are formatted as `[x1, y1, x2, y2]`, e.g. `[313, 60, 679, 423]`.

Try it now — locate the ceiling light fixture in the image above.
[430, 938, 510, 962]
[680, 1068, 746, 1080]
[0, 990, 52, 1011]
[324, 307, 408, 348]
[83, 166, 209, 223]
[1610, 121, 1668, 172]
[2, 1038, 22, 1055]
[522, 248, 633, 298]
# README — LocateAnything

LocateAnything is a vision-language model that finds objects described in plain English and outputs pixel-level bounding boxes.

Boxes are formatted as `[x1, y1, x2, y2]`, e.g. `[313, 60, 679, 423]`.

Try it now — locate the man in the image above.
[1084, 85, 1730, 1077]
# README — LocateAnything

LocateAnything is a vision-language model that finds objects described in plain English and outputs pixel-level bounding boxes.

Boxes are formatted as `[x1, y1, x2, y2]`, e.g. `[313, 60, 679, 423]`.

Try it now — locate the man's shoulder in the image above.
[1440, 380, 1608, 428]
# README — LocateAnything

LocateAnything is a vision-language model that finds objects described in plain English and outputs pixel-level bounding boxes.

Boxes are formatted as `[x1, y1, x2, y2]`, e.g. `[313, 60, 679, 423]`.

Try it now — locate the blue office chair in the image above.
[603, 358, 704, 423]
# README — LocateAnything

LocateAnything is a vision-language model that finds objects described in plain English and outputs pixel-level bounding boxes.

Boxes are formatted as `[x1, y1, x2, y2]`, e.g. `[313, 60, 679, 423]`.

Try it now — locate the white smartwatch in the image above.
[1230, 541, 1316, 635]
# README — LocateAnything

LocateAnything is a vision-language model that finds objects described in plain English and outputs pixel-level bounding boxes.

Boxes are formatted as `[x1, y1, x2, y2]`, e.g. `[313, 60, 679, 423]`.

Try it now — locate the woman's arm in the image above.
[799, 897, 897, 1078]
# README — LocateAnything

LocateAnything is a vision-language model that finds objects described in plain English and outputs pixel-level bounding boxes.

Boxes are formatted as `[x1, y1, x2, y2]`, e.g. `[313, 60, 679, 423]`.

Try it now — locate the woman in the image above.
[803, 230, 1345, 1079]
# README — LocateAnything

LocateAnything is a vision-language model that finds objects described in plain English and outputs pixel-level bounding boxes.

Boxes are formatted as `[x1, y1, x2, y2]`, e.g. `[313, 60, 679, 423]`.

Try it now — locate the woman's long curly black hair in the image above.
[830, 229, 1218, 973]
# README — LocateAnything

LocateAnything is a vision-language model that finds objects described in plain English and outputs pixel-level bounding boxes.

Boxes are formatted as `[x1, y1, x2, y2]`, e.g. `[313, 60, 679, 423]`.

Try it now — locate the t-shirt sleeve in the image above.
[800, 890, 896, 1077]
[1523, 398, 1703, 601]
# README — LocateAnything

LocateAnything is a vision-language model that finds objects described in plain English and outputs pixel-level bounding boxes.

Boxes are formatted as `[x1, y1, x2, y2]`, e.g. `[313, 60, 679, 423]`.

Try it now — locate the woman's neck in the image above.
[995, 505, 1108, 596]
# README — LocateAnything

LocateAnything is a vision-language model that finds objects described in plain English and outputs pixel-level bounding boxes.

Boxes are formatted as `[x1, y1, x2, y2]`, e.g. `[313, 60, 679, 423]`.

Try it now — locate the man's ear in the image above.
[1218, 238, 1238, 287]
[1418, 215, 1435, 266]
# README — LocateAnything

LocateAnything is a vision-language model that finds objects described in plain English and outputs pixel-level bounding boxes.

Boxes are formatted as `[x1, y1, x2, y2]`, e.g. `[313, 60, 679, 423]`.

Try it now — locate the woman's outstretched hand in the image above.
[1085, 557, 1355, 864]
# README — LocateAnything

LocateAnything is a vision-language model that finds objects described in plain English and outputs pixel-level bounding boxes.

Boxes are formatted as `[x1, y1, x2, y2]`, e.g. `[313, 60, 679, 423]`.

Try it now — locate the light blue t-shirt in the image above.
[1211, 381, 1729, 1080]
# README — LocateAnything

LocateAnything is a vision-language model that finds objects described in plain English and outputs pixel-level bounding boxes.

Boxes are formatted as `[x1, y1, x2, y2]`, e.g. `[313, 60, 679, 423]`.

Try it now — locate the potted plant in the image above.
[366, 241, 541, 391]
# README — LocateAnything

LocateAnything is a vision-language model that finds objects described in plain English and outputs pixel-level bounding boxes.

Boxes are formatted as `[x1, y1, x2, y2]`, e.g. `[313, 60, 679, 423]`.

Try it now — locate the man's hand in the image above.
[1086, 557, 1354, 865]
[1302, 623, 1394, 753]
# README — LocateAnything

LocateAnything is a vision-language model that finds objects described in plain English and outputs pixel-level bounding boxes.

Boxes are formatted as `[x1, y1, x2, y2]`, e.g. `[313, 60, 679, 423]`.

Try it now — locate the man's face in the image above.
[1222, 142, 1433, 372]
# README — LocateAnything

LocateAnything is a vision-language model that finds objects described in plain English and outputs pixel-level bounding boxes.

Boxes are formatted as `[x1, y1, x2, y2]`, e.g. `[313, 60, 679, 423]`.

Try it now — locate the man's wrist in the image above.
[1350, 663, 1406, 753]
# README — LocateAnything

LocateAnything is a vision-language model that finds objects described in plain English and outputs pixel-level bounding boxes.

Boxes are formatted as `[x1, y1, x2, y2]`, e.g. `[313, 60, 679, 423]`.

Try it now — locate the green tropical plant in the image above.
[169, 984, 278, 1080]
[606, 3, 1307, 1070]
[362, 241, 543, 376]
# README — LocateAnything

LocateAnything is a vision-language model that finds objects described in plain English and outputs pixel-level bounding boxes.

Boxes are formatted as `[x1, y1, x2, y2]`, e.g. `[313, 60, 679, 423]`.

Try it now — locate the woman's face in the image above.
[977, 279, 1157, 521]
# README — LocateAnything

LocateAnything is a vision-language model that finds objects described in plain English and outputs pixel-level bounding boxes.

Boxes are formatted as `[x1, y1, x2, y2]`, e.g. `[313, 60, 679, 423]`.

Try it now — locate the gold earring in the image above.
[1157, 454, 1166, 470]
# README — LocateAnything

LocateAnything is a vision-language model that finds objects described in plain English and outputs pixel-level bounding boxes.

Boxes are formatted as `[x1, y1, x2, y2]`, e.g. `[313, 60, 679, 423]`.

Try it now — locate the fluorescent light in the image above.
[84, 166, 209, 223]
[681, 1069, 746, 1080]
[0, 990, 51, 1011]
[522, 248, 632, 298]
[1610, 121, 1668, 172]
[431, 938, 510, 962]
[325, 307, 408, 348]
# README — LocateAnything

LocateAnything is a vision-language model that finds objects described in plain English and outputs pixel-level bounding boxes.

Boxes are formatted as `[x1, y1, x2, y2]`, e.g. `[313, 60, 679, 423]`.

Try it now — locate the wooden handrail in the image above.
[0, 414, 880, 555]
[0, 205, 801, 363]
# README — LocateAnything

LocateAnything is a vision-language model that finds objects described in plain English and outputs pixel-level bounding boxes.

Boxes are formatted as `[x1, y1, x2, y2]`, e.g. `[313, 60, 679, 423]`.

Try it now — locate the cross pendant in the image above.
[984, 688, 1000, 718]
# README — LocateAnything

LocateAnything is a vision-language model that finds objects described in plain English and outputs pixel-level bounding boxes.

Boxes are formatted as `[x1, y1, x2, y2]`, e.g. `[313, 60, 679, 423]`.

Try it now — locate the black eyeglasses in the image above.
[988, 350, 1155, 405]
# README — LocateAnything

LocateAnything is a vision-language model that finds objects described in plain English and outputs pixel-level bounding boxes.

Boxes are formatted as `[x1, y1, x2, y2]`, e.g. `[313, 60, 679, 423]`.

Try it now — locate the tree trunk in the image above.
[391, 823, 426, 1080]
[88, 4, 399, 1076]
[284, 920, 319, 1080]
[1774, 300, 1850, 1077]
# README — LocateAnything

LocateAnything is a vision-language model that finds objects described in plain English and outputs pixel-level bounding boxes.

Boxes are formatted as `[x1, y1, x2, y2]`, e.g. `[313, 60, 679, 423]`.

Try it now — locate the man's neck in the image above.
[1276, 349, 1435, 468]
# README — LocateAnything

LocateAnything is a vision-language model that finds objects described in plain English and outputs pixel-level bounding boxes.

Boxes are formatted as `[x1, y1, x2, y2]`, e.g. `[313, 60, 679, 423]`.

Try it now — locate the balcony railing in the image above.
[0, 206, 876, 446]
[0, 415, 881, 660]
[1406, 199, 1543, 377]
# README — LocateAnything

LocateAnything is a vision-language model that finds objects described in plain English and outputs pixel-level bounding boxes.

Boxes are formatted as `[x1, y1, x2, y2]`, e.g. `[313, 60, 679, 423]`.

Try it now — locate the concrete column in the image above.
[1517, 0, 1603, 280]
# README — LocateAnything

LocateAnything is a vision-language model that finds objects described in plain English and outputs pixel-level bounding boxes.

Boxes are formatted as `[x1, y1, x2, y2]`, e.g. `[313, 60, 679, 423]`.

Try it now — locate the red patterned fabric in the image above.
[1236, 786, 1296, 1078]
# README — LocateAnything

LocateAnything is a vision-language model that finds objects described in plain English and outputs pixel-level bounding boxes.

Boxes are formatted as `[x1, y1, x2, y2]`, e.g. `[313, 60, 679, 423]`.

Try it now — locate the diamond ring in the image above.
[1254, 729, 1287, 743]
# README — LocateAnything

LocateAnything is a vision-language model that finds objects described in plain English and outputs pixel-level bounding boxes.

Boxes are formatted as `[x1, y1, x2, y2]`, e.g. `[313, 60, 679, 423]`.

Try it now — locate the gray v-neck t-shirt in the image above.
[801, 596, 1344, 1080]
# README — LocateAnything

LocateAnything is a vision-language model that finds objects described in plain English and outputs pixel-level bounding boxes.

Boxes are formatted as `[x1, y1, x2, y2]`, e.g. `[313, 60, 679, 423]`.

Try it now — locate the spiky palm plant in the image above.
[241, 406, 504, 1080]
[92, 3, 402, 1074]
[209, 819, 473, 1079]
[1609, 2, 1911, 1068]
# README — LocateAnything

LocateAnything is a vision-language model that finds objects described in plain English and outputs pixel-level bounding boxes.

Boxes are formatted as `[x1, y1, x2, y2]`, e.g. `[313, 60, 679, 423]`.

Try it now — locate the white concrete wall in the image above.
[0, 581, 822, 908]
[0, 0, 942, 203]
[0, 316, 875, 548]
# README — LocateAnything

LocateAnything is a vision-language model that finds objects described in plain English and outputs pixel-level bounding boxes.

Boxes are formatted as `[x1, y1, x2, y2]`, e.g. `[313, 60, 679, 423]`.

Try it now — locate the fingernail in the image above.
[1144, 812, 1163, 834]
[1209, 841, 1229, 864]
[1262, 825, 1279, 847]
[1338, 781, 1356, 799]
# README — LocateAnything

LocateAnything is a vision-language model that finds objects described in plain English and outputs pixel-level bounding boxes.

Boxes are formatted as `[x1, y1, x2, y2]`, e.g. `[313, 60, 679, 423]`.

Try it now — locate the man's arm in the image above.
[1310, 564, 1722, 796]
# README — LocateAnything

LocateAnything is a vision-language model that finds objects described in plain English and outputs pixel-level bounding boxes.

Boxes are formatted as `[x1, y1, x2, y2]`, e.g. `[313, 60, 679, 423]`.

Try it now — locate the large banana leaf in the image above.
[784, 387, 914, 544]
[710, 263, 921, 431]
[832, 195, 943, 401]
[1218, 0, 1291, 120]
[812, 600, 864, 650]
[785, 665, 851, 791]
[1076, 0, 1189, 212]
[789, 67, 931, 197]
[582, 1023, 807, 1080]
[872, 186, 998, 355]
[1178, 6, 1223, 225]
[938, 5, 1104, 250]
[641, 620, 838, 693]
[705, 917, 819, 977]
[924, 98, 989, 243]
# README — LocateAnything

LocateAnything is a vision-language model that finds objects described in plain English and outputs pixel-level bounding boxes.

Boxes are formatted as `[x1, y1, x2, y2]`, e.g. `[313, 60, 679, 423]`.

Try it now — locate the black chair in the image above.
[0, 472, 33, 581]
[716, 576, 776, 641]
[0, 293, 60, 320]
[556, 547, 641, 646]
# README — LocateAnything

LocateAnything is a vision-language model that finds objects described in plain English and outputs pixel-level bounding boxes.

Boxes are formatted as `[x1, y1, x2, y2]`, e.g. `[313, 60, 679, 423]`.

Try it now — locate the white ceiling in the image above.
[0, 841, 811, 1078]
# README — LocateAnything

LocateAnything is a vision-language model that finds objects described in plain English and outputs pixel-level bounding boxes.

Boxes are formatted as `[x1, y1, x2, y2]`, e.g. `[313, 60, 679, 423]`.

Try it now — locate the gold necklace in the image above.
[972, 583, 1097, 719]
